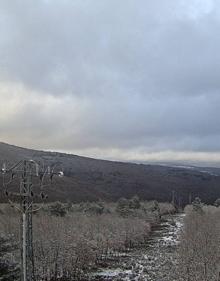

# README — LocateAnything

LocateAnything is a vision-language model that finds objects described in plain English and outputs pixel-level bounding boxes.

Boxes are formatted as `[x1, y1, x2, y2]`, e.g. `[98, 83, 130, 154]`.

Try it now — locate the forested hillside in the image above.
[1, 142, 220, 204]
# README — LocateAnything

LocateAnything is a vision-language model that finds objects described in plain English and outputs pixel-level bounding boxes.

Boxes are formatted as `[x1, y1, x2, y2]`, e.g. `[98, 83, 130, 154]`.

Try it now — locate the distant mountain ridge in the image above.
[0, 142, 220, 205]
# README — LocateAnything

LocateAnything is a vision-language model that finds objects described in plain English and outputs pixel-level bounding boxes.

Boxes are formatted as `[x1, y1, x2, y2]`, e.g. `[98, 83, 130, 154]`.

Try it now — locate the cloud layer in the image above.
[0, 0, 220, 165]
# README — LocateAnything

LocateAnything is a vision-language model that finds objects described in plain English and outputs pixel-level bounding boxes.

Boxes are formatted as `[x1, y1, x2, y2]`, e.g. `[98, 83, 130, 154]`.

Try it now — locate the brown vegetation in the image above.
[0, 200, 174, 280]
[177, 200, 220, 281]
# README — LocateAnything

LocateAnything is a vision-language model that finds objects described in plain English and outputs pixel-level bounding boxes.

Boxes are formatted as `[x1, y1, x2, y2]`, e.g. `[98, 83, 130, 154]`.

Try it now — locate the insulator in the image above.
[40, 192, 45, 199]
[39, 173, 43, 181]
[1, 163, 6, 174]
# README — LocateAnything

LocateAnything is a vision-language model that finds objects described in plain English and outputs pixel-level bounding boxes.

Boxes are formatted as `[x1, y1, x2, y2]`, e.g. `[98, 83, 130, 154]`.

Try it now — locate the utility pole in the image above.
[189, 192, 192, 205]
[171, 190, 175, 206]
[20, 160, 35, 281]
[1, 160, 64, 281]
[178, 195, 182, 210]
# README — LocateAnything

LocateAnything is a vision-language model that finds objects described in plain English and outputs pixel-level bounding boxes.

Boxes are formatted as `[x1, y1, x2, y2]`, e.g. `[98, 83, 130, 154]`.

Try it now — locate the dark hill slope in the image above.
[0, 142, 220, 204]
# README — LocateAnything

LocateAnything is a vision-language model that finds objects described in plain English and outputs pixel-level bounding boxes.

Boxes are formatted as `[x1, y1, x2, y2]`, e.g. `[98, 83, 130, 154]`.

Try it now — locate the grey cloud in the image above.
[1, 0, 219, 98]
[0, 0, 220, 163]
[2, 92, 219, 153]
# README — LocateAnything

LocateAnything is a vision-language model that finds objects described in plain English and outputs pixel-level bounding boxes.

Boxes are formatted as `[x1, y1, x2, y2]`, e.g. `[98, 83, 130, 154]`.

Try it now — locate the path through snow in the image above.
[91, 214, 185, 281]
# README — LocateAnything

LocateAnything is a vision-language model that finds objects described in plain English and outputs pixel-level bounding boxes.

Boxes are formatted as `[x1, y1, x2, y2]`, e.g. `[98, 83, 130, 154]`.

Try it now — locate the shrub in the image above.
[49, 201, 67, 217]
[214, 198, 220, 207]
[129, 195, 141, 209]
[0, 235, 19, 281]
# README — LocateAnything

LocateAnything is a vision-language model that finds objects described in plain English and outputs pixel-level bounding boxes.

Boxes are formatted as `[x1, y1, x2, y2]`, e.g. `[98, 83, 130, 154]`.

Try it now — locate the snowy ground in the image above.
[90, 214, 185, 281]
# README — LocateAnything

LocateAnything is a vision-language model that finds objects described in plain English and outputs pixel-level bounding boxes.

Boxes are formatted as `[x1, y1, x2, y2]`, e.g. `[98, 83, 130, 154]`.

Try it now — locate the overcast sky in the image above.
[1, 0, 220, 166]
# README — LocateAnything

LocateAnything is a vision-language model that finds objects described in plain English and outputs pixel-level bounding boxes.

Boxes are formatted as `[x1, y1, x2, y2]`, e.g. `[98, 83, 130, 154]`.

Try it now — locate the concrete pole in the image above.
[172, 190, 175, 206]
[189, 192, 192, 205]
[22, 160, 27, 281]
[22, 212, 27, 281]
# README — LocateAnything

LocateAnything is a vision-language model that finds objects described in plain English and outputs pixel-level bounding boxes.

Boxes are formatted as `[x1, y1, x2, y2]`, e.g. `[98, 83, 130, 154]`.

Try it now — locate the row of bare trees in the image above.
[33, 213, 150, 280]
[0, 199, 174, 280]
[177, 200, 220, 281]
